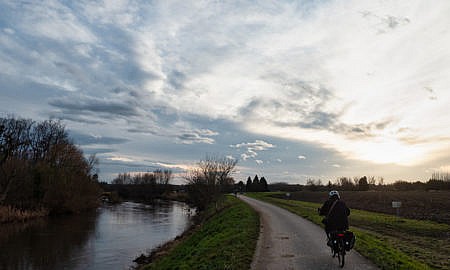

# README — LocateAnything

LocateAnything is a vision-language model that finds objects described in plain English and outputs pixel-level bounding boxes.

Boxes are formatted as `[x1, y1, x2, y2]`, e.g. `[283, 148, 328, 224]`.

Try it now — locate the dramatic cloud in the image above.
[1, 0, 449, 182]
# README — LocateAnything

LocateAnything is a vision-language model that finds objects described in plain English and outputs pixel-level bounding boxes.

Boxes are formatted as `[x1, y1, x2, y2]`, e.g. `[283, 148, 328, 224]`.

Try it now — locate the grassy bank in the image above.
[141, 195, 259, 270]
[247, 192, 449, 270]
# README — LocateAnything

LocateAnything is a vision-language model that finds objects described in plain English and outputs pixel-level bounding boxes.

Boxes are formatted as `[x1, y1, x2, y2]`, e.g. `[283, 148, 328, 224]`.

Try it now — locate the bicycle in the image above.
[329, 231, 347, 268]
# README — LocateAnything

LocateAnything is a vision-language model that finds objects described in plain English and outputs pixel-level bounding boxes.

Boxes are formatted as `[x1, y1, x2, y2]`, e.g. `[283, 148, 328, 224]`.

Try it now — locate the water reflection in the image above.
[0, 201, 191, 270]
[0, 212, 97, 270]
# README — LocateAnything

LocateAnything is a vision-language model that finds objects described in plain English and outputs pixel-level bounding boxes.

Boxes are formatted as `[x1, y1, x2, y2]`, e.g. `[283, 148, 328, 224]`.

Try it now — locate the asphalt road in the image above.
[239, 195, 379, 270]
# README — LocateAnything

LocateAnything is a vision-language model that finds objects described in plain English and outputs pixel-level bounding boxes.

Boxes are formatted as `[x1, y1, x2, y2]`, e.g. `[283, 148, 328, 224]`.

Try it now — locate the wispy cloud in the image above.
[49, 95, 141, 118]
[176, 129, 219, 145]
[69, 131, 129, 146]
[107, 156, 134, 162]
[231, 140, 275, 161]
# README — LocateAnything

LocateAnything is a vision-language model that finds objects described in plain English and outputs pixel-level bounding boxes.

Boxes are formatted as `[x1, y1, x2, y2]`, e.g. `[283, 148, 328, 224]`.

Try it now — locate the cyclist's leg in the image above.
[325, 228, 332, 247]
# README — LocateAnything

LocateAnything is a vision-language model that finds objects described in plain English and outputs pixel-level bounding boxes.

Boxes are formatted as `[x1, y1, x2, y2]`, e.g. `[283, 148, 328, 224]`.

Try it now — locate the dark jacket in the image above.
[319, 197, 350, 232]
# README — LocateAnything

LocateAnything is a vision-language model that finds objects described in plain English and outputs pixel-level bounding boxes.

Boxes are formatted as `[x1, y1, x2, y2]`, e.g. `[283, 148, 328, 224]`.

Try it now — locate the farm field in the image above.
[249, 192, 450, 270]
[271, 190, 450, 224]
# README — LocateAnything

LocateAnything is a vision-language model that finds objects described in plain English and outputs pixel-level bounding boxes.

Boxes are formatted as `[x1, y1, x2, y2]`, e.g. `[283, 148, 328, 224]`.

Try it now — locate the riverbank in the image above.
[136, 195, 259, 270]
[248, 192, 450, 270]
[1, 201, 191, 270]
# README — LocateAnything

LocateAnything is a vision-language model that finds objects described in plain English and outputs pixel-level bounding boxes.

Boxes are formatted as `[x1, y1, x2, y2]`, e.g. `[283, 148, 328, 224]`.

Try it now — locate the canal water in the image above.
[0, 201, 192, 270]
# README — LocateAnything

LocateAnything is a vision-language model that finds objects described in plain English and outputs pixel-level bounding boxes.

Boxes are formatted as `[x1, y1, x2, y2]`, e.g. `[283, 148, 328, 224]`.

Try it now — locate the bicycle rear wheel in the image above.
[338, 242, 345, 267]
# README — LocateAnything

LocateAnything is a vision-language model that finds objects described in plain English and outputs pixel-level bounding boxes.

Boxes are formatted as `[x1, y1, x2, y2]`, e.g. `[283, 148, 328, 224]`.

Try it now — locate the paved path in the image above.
[239, 195, 379, 270]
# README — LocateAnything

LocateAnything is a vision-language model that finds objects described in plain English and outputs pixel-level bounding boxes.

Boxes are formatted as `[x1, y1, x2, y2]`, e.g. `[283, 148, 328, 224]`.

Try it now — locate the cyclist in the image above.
[319, 190, 350, 246]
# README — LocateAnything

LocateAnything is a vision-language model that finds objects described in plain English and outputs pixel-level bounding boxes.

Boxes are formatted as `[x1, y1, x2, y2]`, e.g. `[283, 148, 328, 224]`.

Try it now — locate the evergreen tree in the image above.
[237, 181, 245, 192]
[246, 176, 252, 192]
[260, 176, 268, 191]
[252, 175, 260, 191]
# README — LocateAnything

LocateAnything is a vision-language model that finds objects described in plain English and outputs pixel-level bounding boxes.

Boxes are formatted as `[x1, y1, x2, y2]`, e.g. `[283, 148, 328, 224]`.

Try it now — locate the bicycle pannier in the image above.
[344, 231, 355, 251]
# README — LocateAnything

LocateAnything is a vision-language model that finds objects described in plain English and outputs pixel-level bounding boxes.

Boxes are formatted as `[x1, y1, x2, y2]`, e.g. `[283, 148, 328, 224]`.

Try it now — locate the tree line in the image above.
[111, 170, 172, 185]
[235, 175, 269, 192]
[103, 170, 173, 201]
[0, 116, 100, 215]
[295, 175, 450, 192]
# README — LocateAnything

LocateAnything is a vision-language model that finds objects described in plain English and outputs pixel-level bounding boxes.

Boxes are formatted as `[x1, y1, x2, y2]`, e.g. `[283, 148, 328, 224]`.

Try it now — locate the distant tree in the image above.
[327, 180, 333, 189]
[163, 169, 172, 186]
[337, 177, 355, 190]
[253, 175, 259, 183]
[260, 176, 268, 191]
[237, 180, 245, 192]
[246, 177, 252, 192]
[358, 176, 369, 191]
[353, 176, 360, 186]
[112, 169, 173, 187]
[377, 177, 384, 186]
[426, 179, 450, 190]
[112, 173, 133, 185]
[367, 176, 376, 186]
[306, 178, 319, 191]
[431, 172, 450, 182]
[252, 175, 260, 191]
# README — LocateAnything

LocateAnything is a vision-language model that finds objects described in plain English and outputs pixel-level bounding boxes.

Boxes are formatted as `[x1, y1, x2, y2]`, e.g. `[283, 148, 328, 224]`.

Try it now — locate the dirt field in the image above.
[272, 190, 450, 224]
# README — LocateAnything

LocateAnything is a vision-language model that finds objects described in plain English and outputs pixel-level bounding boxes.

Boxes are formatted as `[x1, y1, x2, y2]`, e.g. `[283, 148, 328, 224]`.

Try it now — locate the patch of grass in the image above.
[247, 192, 448, 270]
[142, 195, 259, 270]
[349, 208, 449, 237]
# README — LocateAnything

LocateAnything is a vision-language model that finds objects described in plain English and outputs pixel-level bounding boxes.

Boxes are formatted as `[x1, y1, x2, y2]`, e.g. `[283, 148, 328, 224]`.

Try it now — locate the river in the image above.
[0, 201, 192, 270]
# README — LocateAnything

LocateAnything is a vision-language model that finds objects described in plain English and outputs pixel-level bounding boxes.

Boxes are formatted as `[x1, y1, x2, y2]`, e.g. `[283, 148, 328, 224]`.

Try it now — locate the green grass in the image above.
[247, 192, 449, 270]
[142, 195, 259, 270]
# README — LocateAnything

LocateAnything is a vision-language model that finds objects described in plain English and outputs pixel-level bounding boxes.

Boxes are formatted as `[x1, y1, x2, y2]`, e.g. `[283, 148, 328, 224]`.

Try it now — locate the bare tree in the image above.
[337, 177, 355, 190]
[377, 177, 384, 186]
[0, 116, 100, 212]
[163, 169, 172, 186]
[368, 176, 376, 186]
[0, 117, 33, 204]
[185, 155, 237, 210]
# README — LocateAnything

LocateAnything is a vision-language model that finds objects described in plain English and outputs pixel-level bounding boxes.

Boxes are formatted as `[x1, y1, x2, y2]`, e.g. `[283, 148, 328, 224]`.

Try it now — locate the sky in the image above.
[1, 0, 449, 184]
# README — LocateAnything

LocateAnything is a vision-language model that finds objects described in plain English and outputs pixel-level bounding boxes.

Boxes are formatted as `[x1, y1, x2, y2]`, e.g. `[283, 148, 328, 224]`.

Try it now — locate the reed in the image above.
[0, 205, 49, 223]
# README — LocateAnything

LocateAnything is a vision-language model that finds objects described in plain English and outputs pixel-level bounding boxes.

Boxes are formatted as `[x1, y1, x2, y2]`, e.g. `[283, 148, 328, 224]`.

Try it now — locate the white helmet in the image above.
[329, 190, 340, 199]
